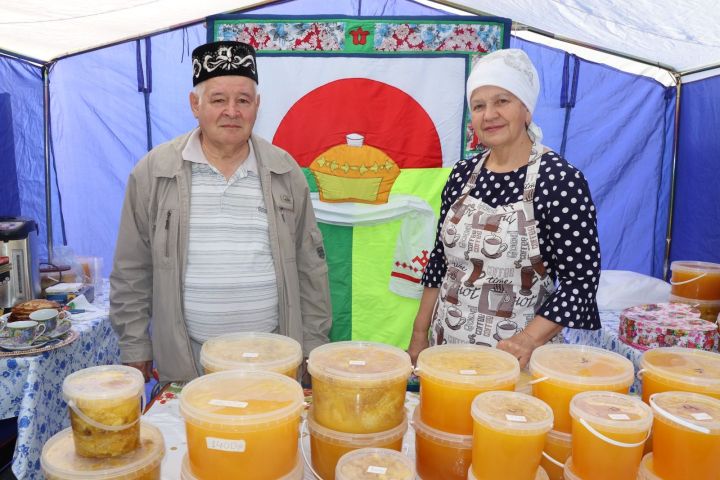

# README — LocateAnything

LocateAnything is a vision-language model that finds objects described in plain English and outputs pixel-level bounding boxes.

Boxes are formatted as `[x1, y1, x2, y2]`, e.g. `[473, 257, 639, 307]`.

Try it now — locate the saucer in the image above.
[46, 320, 72, 339]
[0, 336, 50, 351]
[481, 248, 503, 259]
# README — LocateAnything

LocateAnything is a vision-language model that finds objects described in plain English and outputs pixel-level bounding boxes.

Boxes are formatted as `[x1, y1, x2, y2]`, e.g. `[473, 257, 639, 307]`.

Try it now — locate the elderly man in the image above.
[110, 41, 332, 382]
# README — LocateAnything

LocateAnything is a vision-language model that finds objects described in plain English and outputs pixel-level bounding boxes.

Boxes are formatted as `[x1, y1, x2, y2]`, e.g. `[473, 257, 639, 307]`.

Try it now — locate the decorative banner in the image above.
[209, 15, 511, 347]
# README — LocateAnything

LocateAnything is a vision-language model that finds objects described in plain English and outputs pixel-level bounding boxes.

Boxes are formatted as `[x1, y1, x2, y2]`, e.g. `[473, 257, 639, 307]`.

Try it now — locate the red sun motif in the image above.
[273, 78, 442, 168]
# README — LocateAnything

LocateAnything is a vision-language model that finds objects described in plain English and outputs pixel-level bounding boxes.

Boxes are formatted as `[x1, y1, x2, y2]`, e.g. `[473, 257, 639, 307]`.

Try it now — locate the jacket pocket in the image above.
[272, 189, 296, 238]
[153, 208, 178, 269]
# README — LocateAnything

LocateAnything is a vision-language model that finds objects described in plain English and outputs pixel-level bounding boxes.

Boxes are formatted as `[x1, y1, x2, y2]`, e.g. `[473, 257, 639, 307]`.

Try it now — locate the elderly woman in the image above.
[408, 49, 601, 368]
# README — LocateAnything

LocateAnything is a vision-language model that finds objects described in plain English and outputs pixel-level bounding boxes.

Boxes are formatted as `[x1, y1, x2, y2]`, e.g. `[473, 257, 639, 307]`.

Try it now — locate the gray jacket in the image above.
[110, 131, 332, 381]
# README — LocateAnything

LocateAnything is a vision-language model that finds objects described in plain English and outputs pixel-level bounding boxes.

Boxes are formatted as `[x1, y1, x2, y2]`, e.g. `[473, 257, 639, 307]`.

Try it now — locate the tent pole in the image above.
[662, 75, 682, 280]
[42, 65, 53, 262]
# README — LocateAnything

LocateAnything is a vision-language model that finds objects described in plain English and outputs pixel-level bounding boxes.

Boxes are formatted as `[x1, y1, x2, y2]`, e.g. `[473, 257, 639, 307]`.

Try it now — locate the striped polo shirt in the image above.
[181, 129, 279, 343]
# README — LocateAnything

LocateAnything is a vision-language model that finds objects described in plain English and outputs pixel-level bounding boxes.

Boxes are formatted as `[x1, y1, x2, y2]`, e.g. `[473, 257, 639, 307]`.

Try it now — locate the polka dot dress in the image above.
[422, 151, 601, 330]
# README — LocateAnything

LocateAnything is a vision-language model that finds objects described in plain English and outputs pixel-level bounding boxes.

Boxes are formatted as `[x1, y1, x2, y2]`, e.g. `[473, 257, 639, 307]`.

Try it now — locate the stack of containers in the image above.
[669, 260, 720, 321]
[179, 370, 305, 479]
[415, 344, 527, 479]
[306, 341, 412, 480]
[41, 365, 165, 480]
[199, 332, 303, 377]
[528, 345, 635, 480]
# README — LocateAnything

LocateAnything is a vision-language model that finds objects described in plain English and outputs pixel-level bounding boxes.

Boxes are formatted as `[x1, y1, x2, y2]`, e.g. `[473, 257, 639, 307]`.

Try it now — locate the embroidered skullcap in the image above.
[191, 41, 258, 86]
[466, 49, 539, 113]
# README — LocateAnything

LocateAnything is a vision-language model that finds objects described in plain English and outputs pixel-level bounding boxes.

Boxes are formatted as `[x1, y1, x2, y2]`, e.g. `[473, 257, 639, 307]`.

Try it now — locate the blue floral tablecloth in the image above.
[1, 282, 121, 480]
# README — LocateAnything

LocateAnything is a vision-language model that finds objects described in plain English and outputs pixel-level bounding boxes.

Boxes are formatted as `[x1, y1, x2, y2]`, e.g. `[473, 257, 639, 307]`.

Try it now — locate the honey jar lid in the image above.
[416, 344, 519, 387]
[335, 448, 415, 480]
[179, 370, 303, 427]
[641, 347, 720, 390]
[670, 260, 720, 274]
[200, 332, 302, 374]
[63, 365, 145, 402]
[569, 391, 653, 431]
[649, 391, 720, 434]
[471, 391, 553, 433]
[529, 344, 634, 387]
[41, 423, 164, 479]
[307, 341, 412, 386]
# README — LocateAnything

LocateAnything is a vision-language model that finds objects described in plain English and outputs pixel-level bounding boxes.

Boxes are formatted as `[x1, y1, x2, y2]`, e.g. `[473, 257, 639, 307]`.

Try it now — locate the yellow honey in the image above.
[413, 406, 472, 480]
[640, 347, 720, 402]
[540, 429, 571, 480]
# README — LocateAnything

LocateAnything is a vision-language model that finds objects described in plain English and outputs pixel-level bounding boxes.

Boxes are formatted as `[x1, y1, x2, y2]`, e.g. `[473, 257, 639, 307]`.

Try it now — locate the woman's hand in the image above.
[407, 330, 430, 365]
[497, 330, 540, 368]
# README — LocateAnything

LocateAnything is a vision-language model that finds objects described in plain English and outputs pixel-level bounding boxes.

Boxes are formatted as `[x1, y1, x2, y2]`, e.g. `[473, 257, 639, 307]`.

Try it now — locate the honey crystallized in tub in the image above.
[200, 331, 302, 377]
[640, 347, 720, 402]
[62, 365, 145, 458]
[335, 447, 415, 480]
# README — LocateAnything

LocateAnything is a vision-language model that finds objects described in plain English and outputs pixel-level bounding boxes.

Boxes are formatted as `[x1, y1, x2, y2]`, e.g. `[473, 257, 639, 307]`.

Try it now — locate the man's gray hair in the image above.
[191, 80, 258, 105]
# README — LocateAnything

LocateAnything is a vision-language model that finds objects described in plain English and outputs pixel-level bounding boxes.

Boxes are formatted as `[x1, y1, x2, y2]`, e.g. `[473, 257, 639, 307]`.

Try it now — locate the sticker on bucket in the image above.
[691, 412, 713, 421]
[505, 414, 527, 422]
[242, 352, 259, 358]
[460, 369, 477, 375]
[367, 466, 387, 474]
[608, 413, 631, 420]
[349, 360, 366, 366]
[206, 437, 246, 452]
[209, 399, 248, 408]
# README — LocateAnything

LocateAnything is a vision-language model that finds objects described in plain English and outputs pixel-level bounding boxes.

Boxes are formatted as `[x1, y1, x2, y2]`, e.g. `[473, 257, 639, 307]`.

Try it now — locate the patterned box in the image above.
[619, 302, 718, 351]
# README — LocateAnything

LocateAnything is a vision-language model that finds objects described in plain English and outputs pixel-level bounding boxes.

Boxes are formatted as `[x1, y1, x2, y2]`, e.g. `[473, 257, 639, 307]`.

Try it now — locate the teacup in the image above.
[496, 320, 517, 340]
[29, 308, 60, 332]
[6, 320, 46, 345]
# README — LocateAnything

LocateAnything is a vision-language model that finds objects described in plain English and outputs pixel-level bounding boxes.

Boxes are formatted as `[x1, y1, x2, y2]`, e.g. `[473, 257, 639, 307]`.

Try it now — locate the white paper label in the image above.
[241, 352, 259, 358]
[349, 360, 366, 366]
[206, 437, 246, 452]
[691, 412, 713, 421]
[460, 369, 477, 375]
[608, 413, 630, 421]
[506, 414, 527, 422]
[367, 466, 388, 474]
[209, 399, 248, 409]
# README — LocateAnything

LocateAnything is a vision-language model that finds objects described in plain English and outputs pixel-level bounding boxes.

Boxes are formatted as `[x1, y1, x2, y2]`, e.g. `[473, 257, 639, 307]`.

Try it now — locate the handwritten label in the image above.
[367, 466, 388, 474]
[209, 399, 248, 409]
[460, 369, 477, 375]
[242, 352, 259, 358]
[691, 412, 713, 421]
[506, 414, 527, 422]
[206, 437, 246, 452]
[608, 413, 630, 421]
[349, 360, 366, 366]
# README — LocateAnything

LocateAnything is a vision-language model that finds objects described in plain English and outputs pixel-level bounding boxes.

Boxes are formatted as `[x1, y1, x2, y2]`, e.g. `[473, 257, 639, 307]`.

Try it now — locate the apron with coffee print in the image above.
[430, 139, 555, 347]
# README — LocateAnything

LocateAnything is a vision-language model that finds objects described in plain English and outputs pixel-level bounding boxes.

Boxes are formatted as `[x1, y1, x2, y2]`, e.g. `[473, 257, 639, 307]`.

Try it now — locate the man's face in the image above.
[189, 75, 260, 149]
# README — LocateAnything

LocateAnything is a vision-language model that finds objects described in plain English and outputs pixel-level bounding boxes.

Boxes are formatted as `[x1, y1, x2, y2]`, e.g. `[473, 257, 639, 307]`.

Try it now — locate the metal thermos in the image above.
[0, 217, 40, 309]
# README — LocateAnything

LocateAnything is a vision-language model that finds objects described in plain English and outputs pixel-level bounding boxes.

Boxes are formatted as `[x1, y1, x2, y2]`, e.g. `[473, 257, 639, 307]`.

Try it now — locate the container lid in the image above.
[649, 391, 720, 434]
[335, 448, 415, 480]
[307, 407, 408, 447]
[529, 344, 634, 387]
[41, 423, 165, 479]
[307, 341, 412, 385]
[471, 391, 553, 433]
[411, 406, 472, 448]
[563, 457, 580, 480]
[181, 452, 303, 480]
[569, 391, 653, 431]
[200, 332, 302, 373]
[641, 347, 720, 390]
[637, 453, 661, 480]
[179, 370, 303, 427]
[671, 260, 720, 274]
[63, 365, 145, 402]
[669, 294, 720, 307]
[545, 428, 572, 445]
[468, 466, 548, 480]
[416, 344, 519, 387]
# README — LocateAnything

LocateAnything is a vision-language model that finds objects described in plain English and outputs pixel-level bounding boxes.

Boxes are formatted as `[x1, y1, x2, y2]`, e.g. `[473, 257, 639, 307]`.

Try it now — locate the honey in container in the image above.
[335, 448, 415, 480]
[540, 429, 571, 480]
[640, 347, 720, 402]
[200, 331, 302, 377]
[670, 260, 720, 300]
[307, 341, 412, 434]
[180, 452, 304, 479]
[62, 365, 145, 458]
[468, 465, 549, 480]
[179, 370, 304, 479]
[412, 406, 472, 480]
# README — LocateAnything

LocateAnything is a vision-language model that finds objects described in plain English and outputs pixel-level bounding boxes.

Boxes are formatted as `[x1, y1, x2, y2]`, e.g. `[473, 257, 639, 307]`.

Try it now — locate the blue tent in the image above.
[0, 0, 718, 278]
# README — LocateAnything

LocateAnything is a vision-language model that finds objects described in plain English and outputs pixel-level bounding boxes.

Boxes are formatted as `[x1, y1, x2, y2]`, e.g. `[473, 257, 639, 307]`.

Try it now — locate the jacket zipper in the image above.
[164, 211, 171, 257]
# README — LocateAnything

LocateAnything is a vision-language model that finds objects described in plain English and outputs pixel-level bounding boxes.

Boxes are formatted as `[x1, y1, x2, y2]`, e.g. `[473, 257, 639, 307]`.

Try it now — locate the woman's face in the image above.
[469, 85, 531, 149]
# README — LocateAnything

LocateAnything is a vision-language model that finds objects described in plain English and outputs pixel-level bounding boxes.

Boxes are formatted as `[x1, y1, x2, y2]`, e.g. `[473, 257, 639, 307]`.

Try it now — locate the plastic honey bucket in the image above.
[470, 391, 553, 480]
[670, 260, 720, 300]
[640, 347, 720, 402]
[529, 345, 634, 433]
[636, 453, 661, 480]
[62, 365, 145, 458]
[468, 466, 549, 480]
[562, 457, 581, 480]
[335, 448, 415, 480]
[200, 332, 303, 377]
[179, 370, 304, 479]
[41, 423, 164, 480]
[180, 452, 304, 480]
[649, 391, 720, 480]
[307, 341, 412, 434]
[416, 344, 519, 434]
[412, 406, 472, 480]
[306, 408, 407, 480]
[668, 293, 720, 322]
[569, 391, 652, 480]
[540, 429, 571, 480]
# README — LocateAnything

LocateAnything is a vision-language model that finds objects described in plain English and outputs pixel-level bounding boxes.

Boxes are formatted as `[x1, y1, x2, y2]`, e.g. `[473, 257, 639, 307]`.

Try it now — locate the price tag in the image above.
[506, 414, 527, 422]
[367, 466, 388, 474]
[242, 352, 259, 358]
[608, 413, 630, 421]
[349, 360, 366, 366]
[206, 437, 246, 452]
[460, 369, 477, 375]
[209, 399, 248, 409]
[691, 412, 713, 421]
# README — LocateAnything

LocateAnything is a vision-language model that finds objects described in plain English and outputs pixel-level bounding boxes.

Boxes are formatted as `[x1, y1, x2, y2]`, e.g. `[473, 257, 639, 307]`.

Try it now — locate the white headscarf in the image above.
[466, 49, 543, 141]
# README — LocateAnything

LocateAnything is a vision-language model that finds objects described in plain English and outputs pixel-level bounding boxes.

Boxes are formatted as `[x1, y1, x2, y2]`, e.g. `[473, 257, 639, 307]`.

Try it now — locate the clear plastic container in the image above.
[200, 332, 303, 377]
[308, 341, 412, 434]
[563, 457, 581, 480]
[41, 423, 164, 480]
[468, 465, 549, 480]
[62, 365, 145, 457]
[179, 370, 304, 479]
[180, 451, 304, 479]
[668, 293, 720, 322]
[307, 408, 406, 480]
[416, 344, 519, 434]
[636, 453, 661, 480]
[335, 448, 415, 480]
[412, 406, 472, 480]
[529, 345, 634, 433]
[670, 260, 720, 300]
[569, 392, 652, 480]
[649, 391, 720, 480]
[540, 429, 571, 480]
[470, 391, 553, 480]
[640, 347, 720, 402]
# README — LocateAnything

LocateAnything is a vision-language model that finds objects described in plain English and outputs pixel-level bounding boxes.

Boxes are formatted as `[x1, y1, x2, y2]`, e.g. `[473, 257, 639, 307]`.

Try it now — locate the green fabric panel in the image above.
[319, 222, 353, 342]
[351, 168, 451, 348]
[302, 168, 318, 192]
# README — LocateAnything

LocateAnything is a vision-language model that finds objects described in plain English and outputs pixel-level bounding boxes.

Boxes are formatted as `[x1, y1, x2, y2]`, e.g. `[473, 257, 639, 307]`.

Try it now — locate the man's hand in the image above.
[407, 330, 430, 366]
[125, 361, 154, 383]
